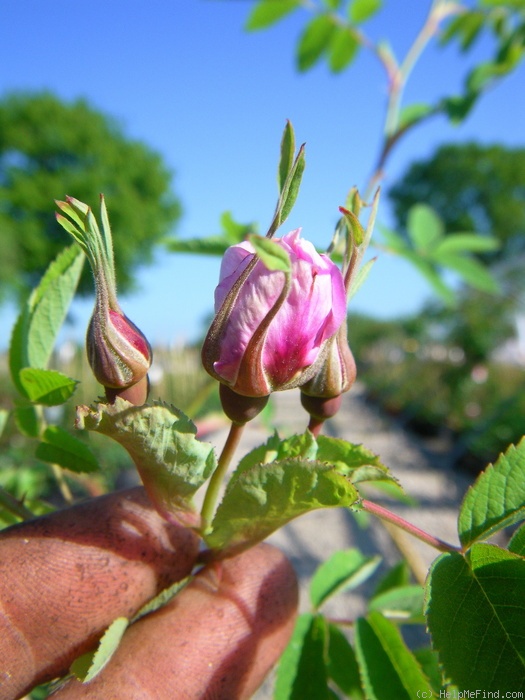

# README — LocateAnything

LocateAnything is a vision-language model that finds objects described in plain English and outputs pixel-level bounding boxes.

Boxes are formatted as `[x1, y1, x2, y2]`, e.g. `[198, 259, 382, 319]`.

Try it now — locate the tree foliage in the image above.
[0, 92, 181, 300]
[388, 143, 525, 261]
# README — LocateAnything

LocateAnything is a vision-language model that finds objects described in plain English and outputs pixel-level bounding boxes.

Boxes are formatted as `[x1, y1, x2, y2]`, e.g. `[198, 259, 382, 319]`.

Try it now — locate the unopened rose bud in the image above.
[202, 229, 347, 401]
[87, 306, 152, 403]
[56, 195, 152, 405]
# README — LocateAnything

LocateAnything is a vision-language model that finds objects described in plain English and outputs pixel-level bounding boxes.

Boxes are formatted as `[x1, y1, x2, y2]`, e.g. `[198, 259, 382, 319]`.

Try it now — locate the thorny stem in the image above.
[361, 499, 461, 554]
[0, 485, 35, 521]
[200, 421, 245, 533]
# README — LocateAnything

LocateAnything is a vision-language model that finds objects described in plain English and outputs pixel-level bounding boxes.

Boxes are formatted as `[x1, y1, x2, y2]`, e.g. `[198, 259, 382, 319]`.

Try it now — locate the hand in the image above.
[0, 487, 298, 700]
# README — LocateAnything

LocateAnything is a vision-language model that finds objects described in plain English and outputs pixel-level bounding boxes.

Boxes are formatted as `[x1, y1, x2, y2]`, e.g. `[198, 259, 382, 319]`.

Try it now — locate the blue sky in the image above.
[1, 1, 524, 348]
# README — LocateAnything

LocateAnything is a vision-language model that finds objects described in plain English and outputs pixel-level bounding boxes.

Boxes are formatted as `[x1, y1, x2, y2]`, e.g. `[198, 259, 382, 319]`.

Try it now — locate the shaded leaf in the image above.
[373, 560, 410, 597]
[326, 624, 363, 698]
[275, 613, 330, 700]
[509, 523, 525, 556]
[19, 368, 78, 406]
[354, 611, 429, 699]
[206, 459, 358, 551]
[310, 548, 381, 609]
[426, 545, 525, 691]
[14, 405, 42, 438]
[36, 425, 99, 474]
[458, 438, 525, 548]
[0, 410, 9, 440]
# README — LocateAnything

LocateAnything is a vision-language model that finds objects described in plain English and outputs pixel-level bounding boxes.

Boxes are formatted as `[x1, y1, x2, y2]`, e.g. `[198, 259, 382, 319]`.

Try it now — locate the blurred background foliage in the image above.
[0, 92, 181, 301]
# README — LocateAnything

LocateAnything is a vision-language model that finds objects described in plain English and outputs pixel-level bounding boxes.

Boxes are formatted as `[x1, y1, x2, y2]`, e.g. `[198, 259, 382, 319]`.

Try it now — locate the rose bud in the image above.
[202, 229, 347, 400]
[56, 195, 152, 405]
[300, 322, 356, 427]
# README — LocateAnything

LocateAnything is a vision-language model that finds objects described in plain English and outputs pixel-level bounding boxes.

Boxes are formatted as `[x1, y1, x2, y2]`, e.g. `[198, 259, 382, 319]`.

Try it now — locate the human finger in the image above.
[0, 487, 199, 700]
[53, 542, 298, 699]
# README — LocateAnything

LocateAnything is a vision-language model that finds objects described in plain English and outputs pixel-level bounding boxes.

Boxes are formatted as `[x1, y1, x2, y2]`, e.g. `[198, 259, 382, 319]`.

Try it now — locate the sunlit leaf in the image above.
[349, 0, 382, 24]
[19, 368, 78, 406]
[296, 14, 337, 71]
[407, 205, 444, 252]
[329, 26, 359, 72]
[246, 0, 300, 31]
[458, 438, 525, 548]
[248, 234, 292, 272]
[368, 584, 425, 624]
[206, 459, 358, 551]
[71, 617, 129, 682]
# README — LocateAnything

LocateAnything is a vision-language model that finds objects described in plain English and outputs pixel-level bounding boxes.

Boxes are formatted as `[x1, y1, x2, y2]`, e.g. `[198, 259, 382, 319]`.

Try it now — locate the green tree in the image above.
[0, 92, 181, 300]
[388, 143, 525, 260]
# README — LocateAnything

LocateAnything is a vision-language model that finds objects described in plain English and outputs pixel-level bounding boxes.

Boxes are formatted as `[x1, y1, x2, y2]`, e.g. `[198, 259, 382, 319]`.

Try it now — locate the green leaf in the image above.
[426, 545, 525, 691]
[131, 576, 191, 623]
[354, 611, 430, 699]
[275, 613, 330, 700]
[310, 548, 381, 609]
[458, 439, 525, 548]
[349, 0, 382, 24]
[378, 226, 409, 254]
[316, 435, 400, 488]
[279, 144, 306, 228]
[399, 252, 456, 305]
[19, 368, 78, 406]
[206, 459, 359, 551]
[431, 251, 499, 293]
[248, 234, 292, 272]
[245, 0, 300, 31]
[230, 431, 318, 489]
[339, 206, 365, 246]
[348, 256, 377, 301]
[326, 624, 363, 697]
[14, 405, 42, 438]
[71, 617, 129, 682]
[76, 399, 217, 524]
[9, 245, 84, 395]
[413, 647, 447, 695]
[328, 26, 359, 72]
[278, 120, 296, 193]
[0, 410, 9, 440]
[368, 585, 425, 624]
[373, 561, 410, 597]
[296, 14, 336, 71]
[397, 103, 434, 131]
[407, 205, 444, 252]
[509, 524, 525, 556]
[163, 236, 231, 256]
[36, 425, 99, 474]
[433, 233, 500, 255]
